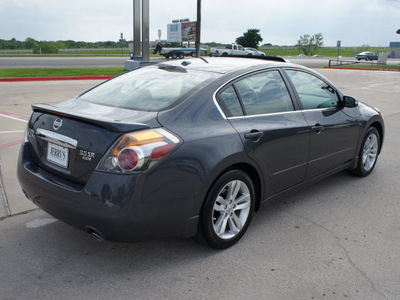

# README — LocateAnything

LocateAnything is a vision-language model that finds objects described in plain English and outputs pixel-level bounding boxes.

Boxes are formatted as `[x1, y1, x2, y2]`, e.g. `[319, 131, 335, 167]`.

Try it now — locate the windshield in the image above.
[79, 65, 220, 112]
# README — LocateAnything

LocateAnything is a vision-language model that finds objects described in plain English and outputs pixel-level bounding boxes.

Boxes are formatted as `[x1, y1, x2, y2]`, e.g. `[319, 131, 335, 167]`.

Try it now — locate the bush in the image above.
[33, 42, 59, 54]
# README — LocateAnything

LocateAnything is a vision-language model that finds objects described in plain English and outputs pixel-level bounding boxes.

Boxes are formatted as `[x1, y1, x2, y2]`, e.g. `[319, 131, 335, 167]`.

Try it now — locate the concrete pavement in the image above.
[0, 69, 399, 299]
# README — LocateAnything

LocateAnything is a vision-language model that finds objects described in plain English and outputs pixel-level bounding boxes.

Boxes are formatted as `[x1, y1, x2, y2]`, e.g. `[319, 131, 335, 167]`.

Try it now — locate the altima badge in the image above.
[53, 118, 63, 130]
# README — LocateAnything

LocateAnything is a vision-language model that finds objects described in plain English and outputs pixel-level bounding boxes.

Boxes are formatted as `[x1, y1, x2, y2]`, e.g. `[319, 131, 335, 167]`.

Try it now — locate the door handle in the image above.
[311, 124, 325, 134]
[244, 131, 263, 141]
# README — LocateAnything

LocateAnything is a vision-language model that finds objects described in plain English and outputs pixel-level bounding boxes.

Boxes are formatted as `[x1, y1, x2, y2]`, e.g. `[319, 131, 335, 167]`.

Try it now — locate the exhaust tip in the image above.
[86, 226, 105, 242]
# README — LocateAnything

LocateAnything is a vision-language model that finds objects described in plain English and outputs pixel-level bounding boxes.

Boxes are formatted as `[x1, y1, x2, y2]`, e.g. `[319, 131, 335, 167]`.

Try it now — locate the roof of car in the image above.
[158, 56, 291, 74]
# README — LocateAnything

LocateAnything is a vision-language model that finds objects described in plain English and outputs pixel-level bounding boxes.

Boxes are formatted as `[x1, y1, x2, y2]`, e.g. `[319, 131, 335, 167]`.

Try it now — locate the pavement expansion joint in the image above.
[273, 204, 388, 299]
[0, 208, 40, 222]
[0, 166, 11, 216]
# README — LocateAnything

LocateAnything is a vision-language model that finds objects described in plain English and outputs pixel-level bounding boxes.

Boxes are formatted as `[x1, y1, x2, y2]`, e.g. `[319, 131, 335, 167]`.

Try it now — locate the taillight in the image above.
[117, 147, 142, 171]
[96, 128, 180, 173]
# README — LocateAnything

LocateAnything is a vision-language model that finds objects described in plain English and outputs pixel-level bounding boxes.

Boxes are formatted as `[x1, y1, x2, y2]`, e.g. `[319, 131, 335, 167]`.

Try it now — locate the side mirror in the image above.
[342, 96, 358, 108]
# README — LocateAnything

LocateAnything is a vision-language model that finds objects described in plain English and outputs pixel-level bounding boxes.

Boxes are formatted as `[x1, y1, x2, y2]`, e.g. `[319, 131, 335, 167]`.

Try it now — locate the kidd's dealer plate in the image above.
[47, 142, 69, 168]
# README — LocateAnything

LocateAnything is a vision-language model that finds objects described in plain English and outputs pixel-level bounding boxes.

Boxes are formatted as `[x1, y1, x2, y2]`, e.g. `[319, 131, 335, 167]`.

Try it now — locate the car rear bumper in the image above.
[17, 144, 200, 242]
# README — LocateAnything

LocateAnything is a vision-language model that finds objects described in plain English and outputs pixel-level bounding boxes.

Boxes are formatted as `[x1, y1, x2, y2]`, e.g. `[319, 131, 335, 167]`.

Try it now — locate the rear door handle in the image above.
[311, 123, 325, 134]
[244, 131, 264, 140]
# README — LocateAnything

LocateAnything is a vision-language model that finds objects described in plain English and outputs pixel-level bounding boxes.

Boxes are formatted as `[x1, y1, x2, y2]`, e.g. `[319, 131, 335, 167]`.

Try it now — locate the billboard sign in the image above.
[167, 22, 182, 42]
[181, 21, 196, 42]
[167, 19, 197, 43]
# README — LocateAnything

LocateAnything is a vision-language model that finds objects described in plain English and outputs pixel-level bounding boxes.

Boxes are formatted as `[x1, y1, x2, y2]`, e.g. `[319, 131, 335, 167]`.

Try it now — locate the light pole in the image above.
[132, 0, 149, 61]
[195, 0, 201, 58]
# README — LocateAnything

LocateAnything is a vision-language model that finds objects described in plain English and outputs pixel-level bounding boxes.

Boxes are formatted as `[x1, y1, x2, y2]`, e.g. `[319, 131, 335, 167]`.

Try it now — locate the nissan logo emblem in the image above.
[53, 118, 63, 130]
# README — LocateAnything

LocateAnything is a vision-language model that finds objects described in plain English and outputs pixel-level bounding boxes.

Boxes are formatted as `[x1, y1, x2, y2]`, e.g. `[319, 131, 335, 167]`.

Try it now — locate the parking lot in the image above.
[1, 69, 399, 299]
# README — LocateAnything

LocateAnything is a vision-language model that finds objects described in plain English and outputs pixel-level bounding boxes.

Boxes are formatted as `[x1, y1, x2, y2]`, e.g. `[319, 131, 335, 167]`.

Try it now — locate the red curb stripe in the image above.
[0, 111, 29, 121]
[0, 140, 22, 150]
[0, 76, 114, 82]
[326, 67, 400, 72]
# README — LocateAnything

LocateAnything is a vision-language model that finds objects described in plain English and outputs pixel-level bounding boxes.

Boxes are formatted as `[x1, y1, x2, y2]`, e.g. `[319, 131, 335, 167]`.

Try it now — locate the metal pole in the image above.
[133, 0, 140, 59]
[142, 0, 150, 61]
[195, 0, 201, 58]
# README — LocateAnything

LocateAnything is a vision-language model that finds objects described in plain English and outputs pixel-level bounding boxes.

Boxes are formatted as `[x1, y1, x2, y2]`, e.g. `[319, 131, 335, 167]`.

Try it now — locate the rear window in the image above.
[79, 65, 220, 112]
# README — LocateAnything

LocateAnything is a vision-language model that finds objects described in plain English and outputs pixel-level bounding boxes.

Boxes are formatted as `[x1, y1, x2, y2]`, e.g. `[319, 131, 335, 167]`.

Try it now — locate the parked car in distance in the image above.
[356, 51, 378, 61]
[17, 57, 384, 249]
[210, 43, 252, 56]
[245, 47, 266, 56]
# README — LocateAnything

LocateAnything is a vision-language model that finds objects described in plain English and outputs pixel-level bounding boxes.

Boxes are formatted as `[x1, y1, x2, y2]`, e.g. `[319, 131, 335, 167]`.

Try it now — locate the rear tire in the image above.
[197, 170, 255, 249]
[172, 53, 178, 59]
[179, 53, 184, 59]
[350, 127, 380, 177]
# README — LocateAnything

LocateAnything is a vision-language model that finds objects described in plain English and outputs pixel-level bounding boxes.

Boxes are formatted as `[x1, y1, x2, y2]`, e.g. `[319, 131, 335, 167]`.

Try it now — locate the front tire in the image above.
[351, 127, 380, 177]
[198, 170, 255, 249]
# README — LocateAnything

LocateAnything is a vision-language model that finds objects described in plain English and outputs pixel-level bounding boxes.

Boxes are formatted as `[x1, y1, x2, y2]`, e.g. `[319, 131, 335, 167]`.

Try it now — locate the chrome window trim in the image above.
[213, 67, 340, 120]
[227, 110, 302, 120]
[212, 66, 282, 119]
[36, 129, 78, 149]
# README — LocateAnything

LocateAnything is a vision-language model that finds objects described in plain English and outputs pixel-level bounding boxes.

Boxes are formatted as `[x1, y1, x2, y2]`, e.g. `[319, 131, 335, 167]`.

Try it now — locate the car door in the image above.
[284, 69, 359, 179]
[216, 69, 310, 197]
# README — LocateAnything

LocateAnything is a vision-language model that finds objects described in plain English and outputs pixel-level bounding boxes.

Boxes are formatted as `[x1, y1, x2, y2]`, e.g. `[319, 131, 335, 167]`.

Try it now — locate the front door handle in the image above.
[311, 123, 325, 134]
[244, 131, 263, 141]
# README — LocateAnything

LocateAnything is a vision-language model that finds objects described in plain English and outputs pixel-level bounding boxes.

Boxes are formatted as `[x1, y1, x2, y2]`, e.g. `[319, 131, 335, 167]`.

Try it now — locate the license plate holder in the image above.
[47, 142, 69, 168]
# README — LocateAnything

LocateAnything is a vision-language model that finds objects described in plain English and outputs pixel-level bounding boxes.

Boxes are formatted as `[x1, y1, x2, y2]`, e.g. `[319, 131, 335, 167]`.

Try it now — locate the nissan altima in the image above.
[17, 57, 384, 249]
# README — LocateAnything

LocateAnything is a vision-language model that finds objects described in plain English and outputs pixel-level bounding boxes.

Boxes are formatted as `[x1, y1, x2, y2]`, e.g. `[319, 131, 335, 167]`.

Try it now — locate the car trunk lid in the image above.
[27, 99, 160, 185]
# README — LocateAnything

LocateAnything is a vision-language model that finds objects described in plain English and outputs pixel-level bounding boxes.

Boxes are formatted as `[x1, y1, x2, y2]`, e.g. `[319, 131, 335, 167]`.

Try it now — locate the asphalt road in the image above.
[1, 69, 400, 299]
[1, 56, 399, 69]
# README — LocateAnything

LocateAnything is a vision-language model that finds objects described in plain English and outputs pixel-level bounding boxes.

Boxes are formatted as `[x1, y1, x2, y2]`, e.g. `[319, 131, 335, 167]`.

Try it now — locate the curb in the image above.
[326, 67, 400, 72]
[0, 76, 114, 82]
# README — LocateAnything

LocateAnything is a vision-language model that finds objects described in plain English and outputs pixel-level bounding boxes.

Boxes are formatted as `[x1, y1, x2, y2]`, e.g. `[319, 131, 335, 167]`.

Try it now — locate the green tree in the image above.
[24, 37, 38, 49]
[297, 33, 324, 56]
[55, 40, 66, 49]
[236, 29, 263, 49]
[33, 42, 59, 54]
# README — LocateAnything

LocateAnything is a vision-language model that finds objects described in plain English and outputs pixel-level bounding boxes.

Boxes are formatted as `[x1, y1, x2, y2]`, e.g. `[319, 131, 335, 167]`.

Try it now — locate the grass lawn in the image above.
[0, 68, 126, 78]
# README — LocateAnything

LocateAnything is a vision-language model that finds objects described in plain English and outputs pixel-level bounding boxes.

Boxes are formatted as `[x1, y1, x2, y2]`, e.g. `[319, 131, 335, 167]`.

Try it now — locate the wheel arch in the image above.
[370, 121, 384, 154]
[200, 162, 263, 216]
[349, 119, 384, 171]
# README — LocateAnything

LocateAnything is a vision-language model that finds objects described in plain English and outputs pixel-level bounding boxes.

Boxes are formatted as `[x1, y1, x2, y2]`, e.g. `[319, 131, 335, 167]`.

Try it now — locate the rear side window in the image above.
[217, 70, 294, 117]
[79, 65, 220, 112]
[218, 86, 244, 117]
[286, 70, 338, 109]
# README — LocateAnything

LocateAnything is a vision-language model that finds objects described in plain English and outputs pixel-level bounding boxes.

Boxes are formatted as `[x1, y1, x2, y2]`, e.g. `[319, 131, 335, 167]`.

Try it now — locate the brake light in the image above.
[117, 147, 141, 170]
[151, 143, 176, 160]
[96, 128, 180, 173]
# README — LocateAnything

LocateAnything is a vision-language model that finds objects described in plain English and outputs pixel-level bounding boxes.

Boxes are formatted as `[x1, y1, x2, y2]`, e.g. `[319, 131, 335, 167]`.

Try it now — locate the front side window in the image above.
[285, 70, 338, 110]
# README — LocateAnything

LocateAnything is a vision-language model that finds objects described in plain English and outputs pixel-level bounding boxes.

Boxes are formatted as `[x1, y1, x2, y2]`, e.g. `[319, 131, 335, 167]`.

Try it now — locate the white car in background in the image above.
[245, 47, 266, 56]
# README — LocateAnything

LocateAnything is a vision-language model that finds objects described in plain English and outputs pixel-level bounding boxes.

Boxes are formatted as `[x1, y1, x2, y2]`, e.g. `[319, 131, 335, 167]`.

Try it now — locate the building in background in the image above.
[389, 42, 400, 58]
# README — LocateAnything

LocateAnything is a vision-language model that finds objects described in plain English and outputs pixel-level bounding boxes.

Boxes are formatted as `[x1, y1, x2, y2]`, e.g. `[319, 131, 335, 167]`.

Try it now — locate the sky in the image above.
[1, 0, 399, 47]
